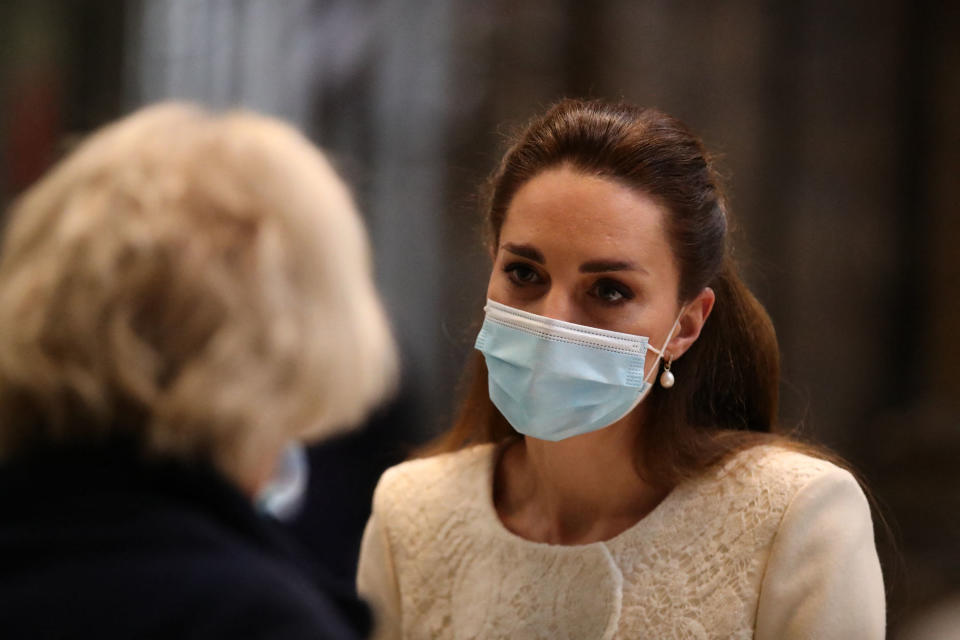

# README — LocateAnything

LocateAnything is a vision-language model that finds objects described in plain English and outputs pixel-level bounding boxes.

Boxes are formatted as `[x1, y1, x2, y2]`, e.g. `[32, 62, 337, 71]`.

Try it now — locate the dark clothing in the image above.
[0, 442, 371, 639]
[287, 386, 422, 584]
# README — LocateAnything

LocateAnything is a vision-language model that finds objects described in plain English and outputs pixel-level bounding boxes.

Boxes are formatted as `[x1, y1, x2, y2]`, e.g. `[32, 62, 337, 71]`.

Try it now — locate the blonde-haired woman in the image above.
[0, 103, 396, 639]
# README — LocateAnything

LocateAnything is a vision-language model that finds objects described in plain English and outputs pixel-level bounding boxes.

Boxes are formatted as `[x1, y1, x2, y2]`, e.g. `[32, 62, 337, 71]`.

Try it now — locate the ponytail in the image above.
[638, 257, 787, 487]
[691, 258, 779, 433]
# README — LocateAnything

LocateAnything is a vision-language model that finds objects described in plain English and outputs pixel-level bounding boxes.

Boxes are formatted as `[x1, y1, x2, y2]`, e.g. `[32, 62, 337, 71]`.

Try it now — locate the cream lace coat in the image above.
[357, 444, 885, 639]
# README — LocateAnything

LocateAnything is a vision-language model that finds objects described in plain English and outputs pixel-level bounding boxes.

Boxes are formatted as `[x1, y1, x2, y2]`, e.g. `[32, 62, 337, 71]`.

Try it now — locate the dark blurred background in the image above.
[1, 1, 957, 637]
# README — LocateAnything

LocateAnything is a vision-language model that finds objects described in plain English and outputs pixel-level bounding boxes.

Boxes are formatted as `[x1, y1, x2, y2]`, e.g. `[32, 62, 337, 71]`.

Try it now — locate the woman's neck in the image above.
[495, 416, 668, 545]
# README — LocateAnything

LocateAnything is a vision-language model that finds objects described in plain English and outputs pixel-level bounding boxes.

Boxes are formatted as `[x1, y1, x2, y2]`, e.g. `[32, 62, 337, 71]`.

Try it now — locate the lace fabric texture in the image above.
[364, 444, 858, 640]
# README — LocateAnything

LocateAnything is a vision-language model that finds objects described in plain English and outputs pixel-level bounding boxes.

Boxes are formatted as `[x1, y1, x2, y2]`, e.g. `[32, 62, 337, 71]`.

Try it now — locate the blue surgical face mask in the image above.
[474, 299, 682, 441]
[256, 442, 309, 520]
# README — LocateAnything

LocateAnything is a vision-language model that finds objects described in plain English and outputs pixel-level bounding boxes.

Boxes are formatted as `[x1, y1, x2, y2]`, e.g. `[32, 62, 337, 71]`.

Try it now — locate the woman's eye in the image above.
[591, 279, 633, 304]
[505, 263, 542, 286]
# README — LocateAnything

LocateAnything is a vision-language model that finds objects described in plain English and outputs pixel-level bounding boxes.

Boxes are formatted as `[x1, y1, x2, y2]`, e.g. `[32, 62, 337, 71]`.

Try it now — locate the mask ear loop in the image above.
[620, 306, 687, 414]
[577, 305, 692, 433]
[643, 306, 686, 386]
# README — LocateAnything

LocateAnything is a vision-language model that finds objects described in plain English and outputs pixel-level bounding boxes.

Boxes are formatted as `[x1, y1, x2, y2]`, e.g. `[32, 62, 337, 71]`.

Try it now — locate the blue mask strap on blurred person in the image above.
[474, 299, 683, 441]
[256, 442, 309, 520]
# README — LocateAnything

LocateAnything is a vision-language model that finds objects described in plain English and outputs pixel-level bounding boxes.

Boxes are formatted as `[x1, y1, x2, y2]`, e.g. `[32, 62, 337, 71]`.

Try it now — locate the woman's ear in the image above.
[667, 287, 716, 360]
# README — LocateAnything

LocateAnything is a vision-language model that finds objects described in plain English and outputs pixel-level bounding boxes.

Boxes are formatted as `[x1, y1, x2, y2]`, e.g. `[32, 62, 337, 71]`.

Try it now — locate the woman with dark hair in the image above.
[358, 99, 884, 639]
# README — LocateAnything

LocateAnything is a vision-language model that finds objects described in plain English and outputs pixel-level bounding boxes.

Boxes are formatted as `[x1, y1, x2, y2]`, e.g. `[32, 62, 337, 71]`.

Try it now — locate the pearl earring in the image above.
[659, 356, 675, 389]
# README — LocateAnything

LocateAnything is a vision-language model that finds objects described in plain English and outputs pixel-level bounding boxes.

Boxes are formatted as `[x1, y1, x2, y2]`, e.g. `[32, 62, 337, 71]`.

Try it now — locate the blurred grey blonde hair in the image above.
[0, 103, 397, 484]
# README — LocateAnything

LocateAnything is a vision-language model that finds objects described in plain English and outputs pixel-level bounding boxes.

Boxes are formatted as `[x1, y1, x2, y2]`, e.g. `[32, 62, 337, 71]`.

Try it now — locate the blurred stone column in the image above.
[123, 0, 457, 434]
[124, 0, 320, 123]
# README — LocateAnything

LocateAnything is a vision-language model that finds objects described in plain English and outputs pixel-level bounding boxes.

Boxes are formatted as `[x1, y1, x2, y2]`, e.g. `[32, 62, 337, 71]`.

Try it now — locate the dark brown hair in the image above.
[424, 98, 816, 488]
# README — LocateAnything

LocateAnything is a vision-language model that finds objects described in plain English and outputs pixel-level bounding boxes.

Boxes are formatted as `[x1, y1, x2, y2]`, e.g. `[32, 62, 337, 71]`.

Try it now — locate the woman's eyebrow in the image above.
[502, 243, 545, 264]
[580, 259, 647, 274]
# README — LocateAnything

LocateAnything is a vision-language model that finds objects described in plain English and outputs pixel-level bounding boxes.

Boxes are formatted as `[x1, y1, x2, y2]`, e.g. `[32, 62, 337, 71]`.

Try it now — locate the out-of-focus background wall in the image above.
[1, 1, 957, 636]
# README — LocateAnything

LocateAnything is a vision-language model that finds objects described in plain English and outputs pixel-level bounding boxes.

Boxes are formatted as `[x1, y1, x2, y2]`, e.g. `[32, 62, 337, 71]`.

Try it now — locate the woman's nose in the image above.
[537, 290, 579, 324]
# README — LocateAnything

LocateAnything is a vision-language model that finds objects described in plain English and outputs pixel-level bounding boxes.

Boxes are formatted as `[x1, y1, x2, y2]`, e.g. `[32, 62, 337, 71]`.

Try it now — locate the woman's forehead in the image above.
[500, 167, 673, 267]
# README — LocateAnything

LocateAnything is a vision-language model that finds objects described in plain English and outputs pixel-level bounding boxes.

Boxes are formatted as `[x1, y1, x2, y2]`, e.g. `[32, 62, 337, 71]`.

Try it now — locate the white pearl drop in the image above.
[660, 369, 675, 389]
